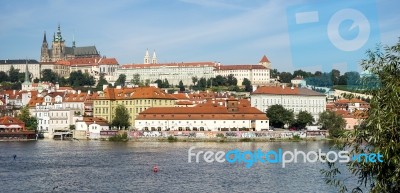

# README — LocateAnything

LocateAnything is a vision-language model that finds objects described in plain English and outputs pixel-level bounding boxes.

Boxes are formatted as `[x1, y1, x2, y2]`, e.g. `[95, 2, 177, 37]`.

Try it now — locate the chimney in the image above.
[88, 90, 91, 95]
[103, 84, 108, 91]
[78, 90, 81, 94]
[13, 90, 16, 95]
[252, 85, 257, 92]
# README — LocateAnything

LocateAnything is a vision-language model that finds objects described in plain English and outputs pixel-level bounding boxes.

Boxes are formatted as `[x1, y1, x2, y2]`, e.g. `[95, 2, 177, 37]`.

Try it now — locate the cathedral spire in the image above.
[72, 34, 76, 48]
[152, 50, 157, 64]
[144, 48, 150, 64]
[24, 59, 30, 83]
[43, 31, 47, 43]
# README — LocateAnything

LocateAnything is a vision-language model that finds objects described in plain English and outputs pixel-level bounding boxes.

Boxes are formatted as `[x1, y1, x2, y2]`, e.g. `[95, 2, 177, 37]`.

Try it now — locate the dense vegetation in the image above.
[322, 40, 400, 192]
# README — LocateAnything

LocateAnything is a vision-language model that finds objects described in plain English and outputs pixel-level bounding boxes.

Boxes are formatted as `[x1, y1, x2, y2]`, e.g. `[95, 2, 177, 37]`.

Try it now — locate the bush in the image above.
[167, 135, 178, 142]
[292, 135, 301, 140]
[109, 132, 128, 142]
[216, 133, 225, 138]
[328, 128, 344, 138]
[240, 138, 252, 142]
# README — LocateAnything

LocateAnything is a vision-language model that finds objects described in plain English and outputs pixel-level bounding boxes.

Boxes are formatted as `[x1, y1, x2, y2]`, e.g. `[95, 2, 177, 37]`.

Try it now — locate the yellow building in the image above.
[93, 86, 176, 126]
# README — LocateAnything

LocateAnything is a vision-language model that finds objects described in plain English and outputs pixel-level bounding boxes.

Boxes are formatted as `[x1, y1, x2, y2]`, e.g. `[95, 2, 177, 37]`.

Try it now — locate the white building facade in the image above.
[0, 59, 41, 80]
[251, 86, 326, 120]
[116, 62, 217, 86]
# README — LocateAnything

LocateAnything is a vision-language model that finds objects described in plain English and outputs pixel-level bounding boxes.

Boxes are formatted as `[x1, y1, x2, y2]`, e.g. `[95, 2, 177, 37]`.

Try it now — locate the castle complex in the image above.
[40, 25, 99, 62]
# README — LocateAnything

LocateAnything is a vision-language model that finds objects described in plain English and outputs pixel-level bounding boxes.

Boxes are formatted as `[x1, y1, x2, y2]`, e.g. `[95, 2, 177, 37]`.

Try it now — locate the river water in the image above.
[0, 140, 362, 193]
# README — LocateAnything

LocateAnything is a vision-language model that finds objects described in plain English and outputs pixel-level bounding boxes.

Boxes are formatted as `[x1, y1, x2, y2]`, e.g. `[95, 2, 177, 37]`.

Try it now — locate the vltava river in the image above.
[1, 140, 361, 192]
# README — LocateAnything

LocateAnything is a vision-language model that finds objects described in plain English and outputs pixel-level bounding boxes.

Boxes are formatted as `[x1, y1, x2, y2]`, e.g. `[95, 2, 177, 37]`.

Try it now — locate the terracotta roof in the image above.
[121, 62, 216, 69]
[253, 86, 325, 96]
[28, 96, 44, 107]
[98, 58, 118, 65]
[171, 93, 189, 100]
[0, 116, 25, 125]
[96, 87, 176, 100]
[215, 65, 267, 71]
[64, 92, 87, 102]
[137, 104, 267, 120]
[80, 117, 109, 126]
[259, 55, 270, 63]
[176, 101, 193, 105]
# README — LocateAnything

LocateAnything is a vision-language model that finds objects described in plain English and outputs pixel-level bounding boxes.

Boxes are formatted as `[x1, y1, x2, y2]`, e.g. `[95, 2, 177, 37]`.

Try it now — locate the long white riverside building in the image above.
[135, 98, 269, 131]
[251, 86, 326, 120]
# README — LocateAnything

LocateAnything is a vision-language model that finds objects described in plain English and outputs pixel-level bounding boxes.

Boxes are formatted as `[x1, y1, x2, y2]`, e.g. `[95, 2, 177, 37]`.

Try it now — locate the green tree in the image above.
[323, 40, 400, 192]
[115, 74, 126, 86]
[317, 111, 346, 138]
[145, 79, 150, 86]
[192, 76, 198, 85]
[162, 79, 170, 88]
[33, 77, 40, 83]
[271, 69, 279, 78]
[17, 106, 37, 130]
[8, 66, 20, 82]
[330, 69, 341, 85]
[111, 104, 130, 129]
[214, 75, 226, 86]
[266, 105, 294, 128]
[0, 71, 9, 82]
[178, 80, 185, 91]
[41, 69, 59, 83]
[227, 74, 238, 86]
[131, 73, 141, 85]
[278, 72, 293, 83]
[294, 111, 314, 129]
[96, 73, 108, 91]
[154, 79, 163, 88]
[242, 78, 252, 92]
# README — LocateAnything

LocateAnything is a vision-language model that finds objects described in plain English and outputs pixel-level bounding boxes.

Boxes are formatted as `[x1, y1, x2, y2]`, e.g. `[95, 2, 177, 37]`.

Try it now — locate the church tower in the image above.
[259, 55, 271, 68]
[151, 50, 157, 64]
[40, 32, 50, 62]
[144, 49, 150, 64]
[51, 24, 66, 61]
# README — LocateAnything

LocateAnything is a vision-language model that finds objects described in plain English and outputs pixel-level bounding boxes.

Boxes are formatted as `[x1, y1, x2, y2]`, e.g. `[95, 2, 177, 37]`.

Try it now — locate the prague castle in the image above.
[40, 25, 100, 62]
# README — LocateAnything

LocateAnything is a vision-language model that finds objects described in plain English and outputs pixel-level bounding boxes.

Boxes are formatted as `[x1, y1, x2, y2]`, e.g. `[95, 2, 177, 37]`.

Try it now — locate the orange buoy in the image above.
[153, 165, 158, 173]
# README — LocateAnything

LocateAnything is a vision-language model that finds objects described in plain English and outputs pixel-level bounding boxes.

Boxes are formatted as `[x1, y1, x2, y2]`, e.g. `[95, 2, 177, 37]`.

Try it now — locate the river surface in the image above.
[0, 140, 362, 193]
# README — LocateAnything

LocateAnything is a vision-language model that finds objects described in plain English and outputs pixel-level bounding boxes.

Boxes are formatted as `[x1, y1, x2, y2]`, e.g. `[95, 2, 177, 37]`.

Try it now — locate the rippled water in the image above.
[0, 140, 361, 192]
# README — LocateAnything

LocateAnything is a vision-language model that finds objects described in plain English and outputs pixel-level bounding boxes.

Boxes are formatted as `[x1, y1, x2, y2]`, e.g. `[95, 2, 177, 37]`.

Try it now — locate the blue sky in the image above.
[0, 0, 399, 72]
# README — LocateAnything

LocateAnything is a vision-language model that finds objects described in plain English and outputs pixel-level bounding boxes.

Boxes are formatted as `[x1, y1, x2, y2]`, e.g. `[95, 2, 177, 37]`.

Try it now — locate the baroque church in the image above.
[40, 25, 100, 62]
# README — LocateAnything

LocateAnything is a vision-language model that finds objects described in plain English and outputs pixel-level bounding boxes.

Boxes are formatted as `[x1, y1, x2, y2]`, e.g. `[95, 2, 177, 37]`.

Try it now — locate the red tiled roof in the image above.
[64, 92, 87, 102]
[121, 62, 216, 69]
[259, 55, 270, 63]
[0, 116, 25, 125]
[215, 65, 267, 71]
[171, 93, 189, 100]
[137, 105, 268, 120]
[96, 87, 176, 100]
[253, 86, 325, 96]
[176, 101, 193, 105]
[98, 58, 118, 65]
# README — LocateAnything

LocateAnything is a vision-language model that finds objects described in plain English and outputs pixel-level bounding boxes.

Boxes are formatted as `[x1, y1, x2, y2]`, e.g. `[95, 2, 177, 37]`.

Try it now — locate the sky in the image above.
[0, 0, 399, 73]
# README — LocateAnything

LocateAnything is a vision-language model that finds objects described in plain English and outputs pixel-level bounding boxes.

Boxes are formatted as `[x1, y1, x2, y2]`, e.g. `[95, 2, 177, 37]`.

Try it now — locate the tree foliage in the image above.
[17, 106, 37, 130]
[41, 69, 59, 83]
[294, 110, 314, 129]
[96, 73, 108, 91]
[115, 74, 126, 86]
[266, 105, 294, 128]
[178, 80, 185, 91]
[322, 40, 400, 192]
[111, 104, 130, 129]
[317, 111, 346, 137]
[242, 78, 252, 92]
